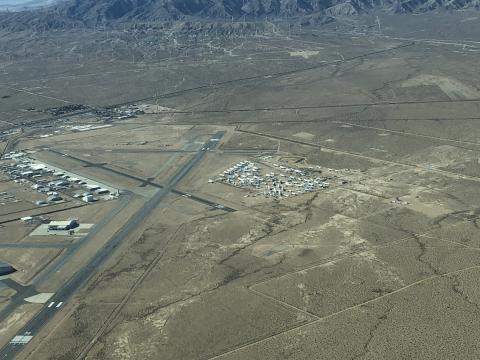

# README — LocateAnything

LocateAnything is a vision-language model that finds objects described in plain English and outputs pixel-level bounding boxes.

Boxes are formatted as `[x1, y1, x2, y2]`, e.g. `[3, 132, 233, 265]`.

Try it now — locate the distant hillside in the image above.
[0, 0, 53, 11]
[1, 0, 480, 30]
[53, 0, 480, 20]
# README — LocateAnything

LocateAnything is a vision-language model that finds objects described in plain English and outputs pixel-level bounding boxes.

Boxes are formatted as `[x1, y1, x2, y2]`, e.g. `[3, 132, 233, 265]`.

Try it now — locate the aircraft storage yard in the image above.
[1, 10, 480, 360]
[216, 159, 334, 198]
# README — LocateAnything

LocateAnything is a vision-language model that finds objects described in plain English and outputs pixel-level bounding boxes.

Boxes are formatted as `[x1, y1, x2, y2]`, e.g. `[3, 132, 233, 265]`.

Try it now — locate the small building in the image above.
[82, 195, 95, 203]
[48, 219, 78, 231]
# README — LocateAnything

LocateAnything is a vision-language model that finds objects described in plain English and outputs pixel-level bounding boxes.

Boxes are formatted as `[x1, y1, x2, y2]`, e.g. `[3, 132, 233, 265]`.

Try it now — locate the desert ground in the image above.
[1, 13, 480, 360]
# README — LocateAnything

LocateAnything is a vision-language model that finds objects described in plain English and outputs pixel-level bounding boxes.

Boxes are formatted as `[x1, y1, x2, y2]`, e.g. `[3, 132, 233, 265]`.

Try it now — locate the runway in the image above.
[0, 131, 225, 360]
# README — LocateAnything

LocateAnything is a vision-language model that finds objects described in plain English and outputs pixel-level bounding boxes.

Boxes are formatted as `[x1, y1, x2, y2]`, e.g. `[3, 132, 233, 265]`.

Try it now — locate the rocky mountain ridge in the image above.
[53, 0, 480, 20]
[1, 0, 479, 30]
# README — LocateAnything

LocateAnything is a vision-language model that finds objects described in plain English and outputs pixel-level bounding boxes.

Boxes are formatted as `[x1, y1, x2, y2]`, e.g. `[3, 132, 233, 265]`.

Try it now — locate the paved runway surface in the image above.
[0, 131, 225, 360]
[47, 147, 236, 212]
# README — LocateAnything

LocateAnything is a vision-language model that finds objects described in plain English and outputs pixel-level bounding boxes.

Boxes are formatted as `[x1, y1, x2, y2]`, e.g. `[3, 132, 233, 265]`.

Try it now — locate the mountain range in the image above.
[1, 0, 480, 29]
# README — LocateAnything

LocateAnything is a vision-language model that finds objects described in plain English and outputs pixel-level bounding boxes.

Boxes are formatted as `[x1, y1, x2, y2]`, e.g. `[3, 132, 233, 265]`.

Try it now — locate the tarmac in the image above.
[0, 131, 226, 360]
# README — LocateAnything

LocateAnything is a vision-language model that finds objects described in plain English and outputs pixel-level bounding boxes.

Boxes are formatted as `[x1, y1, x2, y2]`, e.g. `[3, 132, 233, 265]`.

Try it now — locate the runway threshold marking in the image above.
[9, 335, 32, 345]
[47, 301, 64, 308]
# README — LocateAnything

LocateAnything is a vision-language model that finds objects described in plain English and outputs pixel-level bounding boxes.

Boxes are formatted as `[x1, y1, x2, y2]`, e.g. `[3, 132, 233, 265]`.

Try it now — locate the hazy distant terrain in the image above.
[0, 0, 56, 10]
[1, 0, 480, 29]
[2, 1, 480, 360]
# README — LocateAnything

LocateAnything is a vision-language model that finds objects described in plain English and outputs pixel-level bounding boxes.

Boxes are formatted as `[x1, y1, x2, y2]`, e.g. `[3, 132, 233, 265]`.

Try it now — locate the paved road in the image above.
[0, 243, 71, 249]
[0, 42, 414, 135]
[0, 131, 225, 360]
[0, 203, 88, 226]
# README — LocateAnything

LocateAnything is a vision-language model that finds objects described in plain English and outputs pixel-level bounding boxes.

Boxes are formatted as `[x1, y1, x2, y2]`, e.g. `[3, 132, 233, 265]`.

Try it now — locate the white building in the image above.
[82, 195, 95, 203]
[48, 219, 78, 231]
